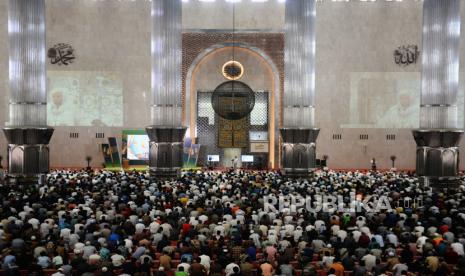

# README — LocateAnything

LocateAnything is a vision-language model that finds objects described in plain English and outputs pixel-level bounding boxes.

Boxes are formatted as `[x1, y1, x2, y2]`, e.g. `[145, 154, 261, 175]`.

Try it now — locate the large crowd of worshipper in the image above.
[0, 169, 464, 276]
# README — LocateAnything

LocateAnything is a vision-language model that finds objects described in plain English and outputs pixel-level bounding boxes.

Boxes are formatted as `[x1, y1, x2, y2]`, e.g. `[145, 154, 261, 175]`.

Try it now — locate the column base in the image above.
[3, 127, 54, 177]
[146, 126, 186, 178]
[413, 129, 463, 188]
[280, 128, 319, 177]
[418, 176, 461, 189]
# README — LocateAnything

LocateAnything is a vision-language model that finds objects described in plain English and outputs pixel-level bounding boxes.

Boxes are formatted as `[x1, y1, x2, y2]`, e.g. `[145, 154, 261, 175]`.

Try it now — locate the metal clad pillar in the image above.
[146, 0, 186, 178]
[4, 0, 54, 177]
[280, 0, 319, 177]
[413, 0, 463, 188]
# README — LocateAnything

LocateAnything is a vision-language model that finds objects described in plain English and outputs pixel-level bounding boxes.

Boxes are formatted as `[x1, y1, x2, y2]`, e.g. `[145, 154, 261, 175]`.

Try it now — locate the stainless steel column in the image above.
[3, 0, 54, 177]
[413, 0, 463, 188]
[146, 0, 186, 178]
[280, 0, 319, 177]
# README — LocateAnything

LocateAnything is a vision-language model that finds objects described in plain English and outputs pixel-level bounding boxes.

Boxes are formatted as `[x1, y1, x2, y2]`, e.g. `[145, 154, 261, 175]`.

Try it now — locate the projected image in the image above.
[341, 72, 464, 128]
[127, 135, 150, 160]
[47, 71, 123, 126]
[241, 155, 254, 162]
[207, 155, 220, 162]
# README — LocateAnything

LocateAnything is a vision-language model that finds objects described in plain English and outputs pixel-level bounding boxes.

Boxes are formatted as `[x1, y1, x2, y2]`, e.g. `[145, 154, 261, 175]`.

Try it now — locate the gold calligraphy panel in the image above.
[218, 116, 249, 148]
[217, 96, 250, 148]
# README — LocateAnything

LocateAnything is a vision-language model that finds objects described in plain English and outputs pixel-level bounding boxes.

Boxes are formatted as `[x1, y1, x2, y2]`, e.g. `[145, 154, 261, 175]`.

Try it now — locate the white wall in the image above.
[182, 0, 285, 31]
[0, 0, 464, 170]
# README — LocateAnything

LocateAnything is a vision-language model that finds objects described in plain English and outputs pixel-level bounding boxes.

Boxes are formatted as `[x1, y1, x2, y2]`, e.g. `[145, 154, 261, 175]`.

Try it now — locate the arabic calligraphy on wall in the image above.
[394, 45, 419, 67]
[48, 43, 75, 66]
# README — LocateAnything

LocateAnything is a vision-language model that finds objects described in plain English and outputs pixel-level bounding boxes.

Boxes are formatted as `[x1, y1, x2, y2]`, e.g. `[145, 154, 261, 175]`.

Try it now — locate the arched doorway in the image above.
[184, 43, 280, 168]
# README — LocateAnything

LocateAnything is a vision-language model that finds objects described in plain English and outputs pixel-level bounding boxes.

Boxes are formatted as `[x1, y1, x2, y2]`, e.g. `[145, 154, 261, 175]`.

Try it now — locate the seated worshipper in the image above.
[0, 169, 462, 276]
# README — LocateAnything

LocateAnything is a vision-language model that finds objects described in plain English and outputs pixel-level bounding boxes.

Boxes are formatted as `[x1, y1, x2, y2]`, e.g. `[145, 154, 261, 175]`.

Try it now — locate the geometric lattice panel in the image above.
[197, 90, 269, 166]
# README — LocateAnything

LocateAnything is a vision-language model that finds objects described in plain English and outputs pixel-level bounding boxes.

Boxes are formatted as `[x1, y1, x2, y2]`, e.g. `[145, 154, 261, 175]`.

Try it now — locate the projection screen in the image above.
[341, 72, 464, 128]
[47, 71, 123, 127]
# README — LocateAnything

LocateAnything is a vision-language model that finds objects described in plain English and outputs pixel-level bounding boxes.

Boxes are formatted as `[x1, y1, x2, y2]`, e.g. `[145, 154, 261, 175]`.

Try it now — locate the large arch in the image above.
[184, 42, 281, 168]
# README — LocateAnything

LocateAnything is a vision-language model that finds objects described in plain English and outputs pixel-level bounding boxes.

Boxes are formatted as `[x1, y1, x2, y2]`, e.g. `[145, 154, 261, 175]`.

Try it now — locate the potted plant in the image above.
[390, 155, 396, 168]
[86, 156, 92, 170]
[322, 155, 329, 168]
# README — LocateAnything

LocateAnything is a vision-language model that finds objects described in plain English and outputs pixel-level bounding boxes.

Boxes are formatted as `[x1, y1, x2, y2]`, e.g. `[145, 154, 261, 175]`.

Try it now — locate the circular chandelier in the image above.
[222, 60, 244, 80]
[211, 81, 255, 120]
[211, 0, 255, 121]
